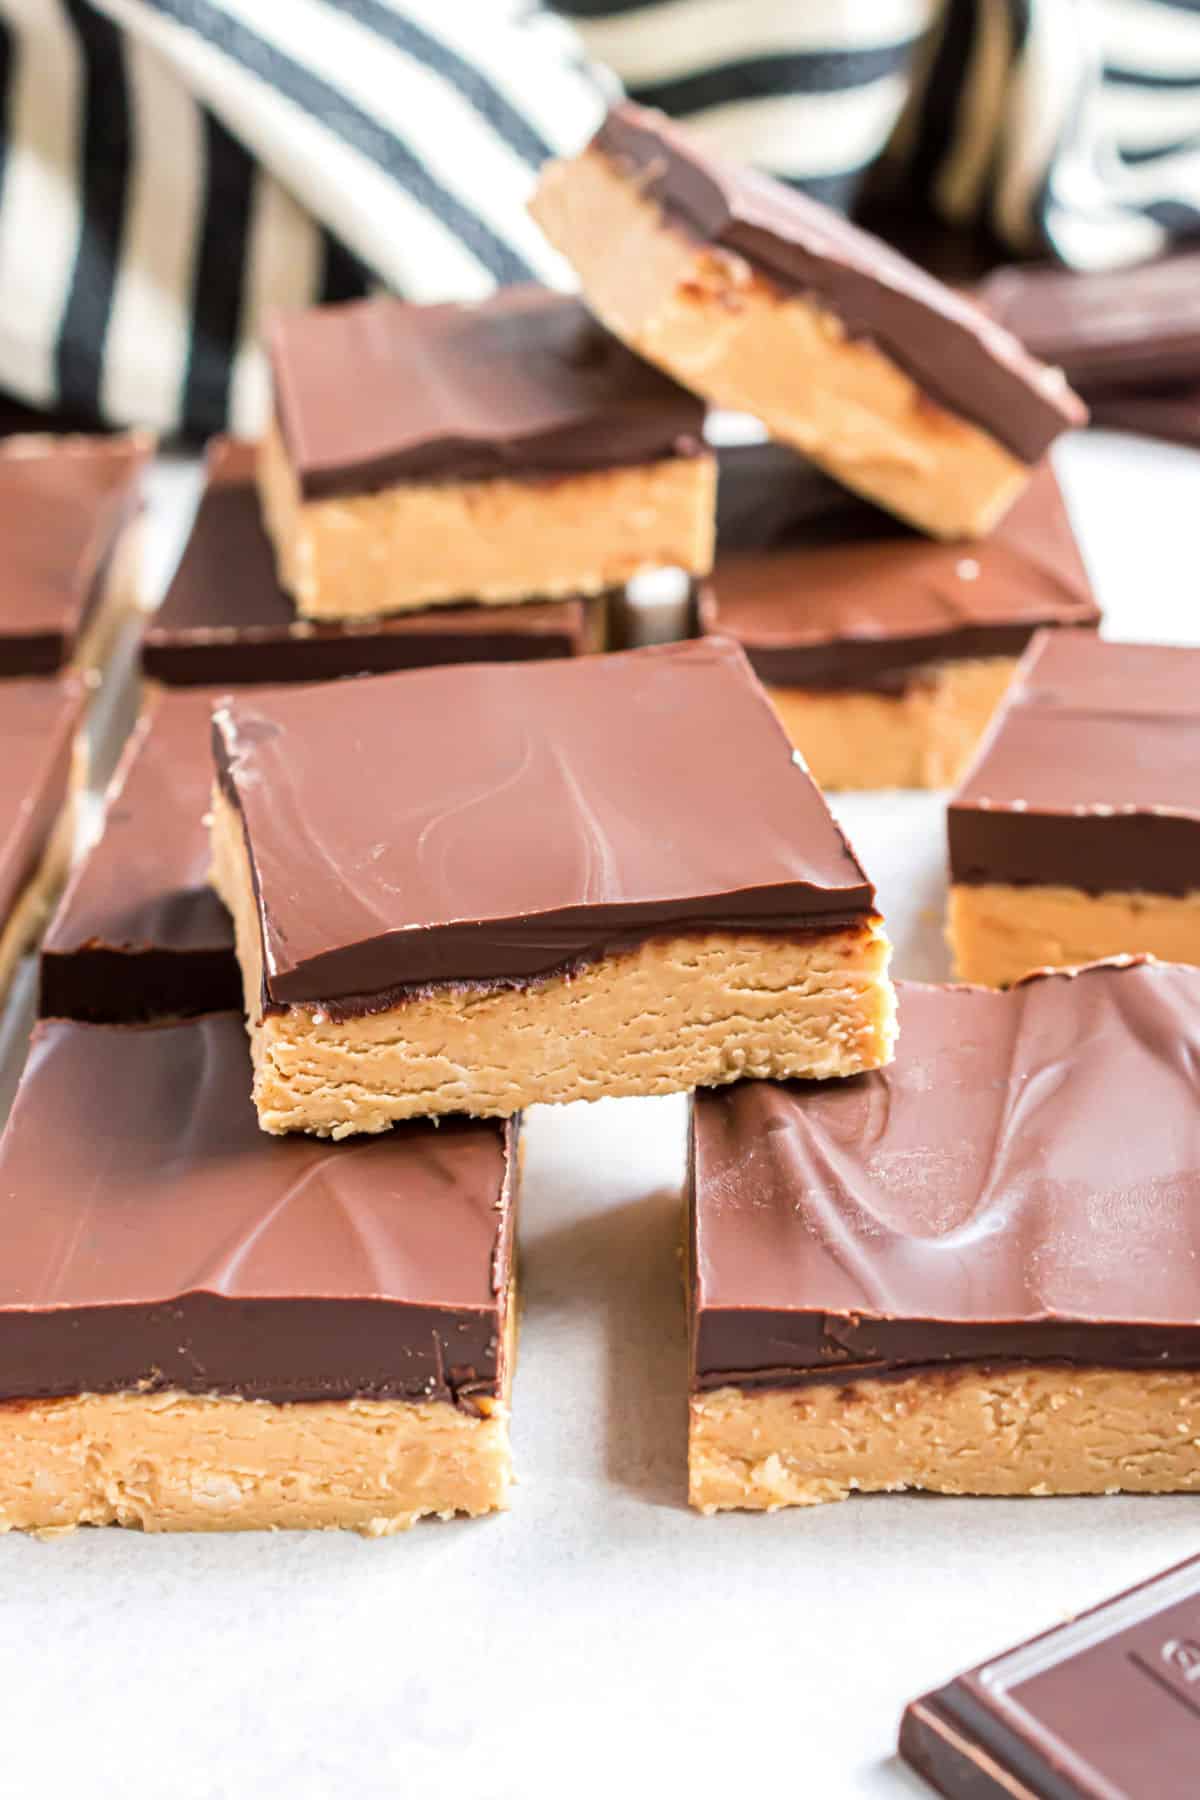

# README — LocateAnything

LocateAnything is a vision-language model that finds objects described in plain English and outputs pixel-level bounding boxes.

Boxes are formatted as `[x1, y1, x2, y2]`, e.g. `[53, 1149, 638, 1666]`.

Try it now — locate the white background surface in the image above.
[0, 430, 1198, 1799]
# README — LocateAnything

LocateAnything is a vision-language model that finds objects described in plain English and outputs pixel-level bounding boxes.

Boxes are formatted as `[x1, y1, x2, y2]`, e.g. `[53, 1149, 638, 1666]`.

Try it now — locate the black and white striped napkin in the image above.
[1, 0, 1197, 439]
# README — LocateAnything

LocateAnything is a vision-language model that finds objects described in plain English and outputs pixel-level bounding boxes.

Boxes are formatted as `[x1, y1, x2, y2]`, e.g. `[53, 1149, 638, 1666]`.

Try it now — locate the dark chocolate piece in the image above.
[902, 1554, 1200, 1800]
[690, 963, 1200, 1392]
[213, 639, 876, 1012]
[978, 251, 1200, 393]
[594, 103, 1085, 465]
[713, 440, 892, 551]
[949, 632, 1200, 897]
[1087, 382, 1200, 450]
[0, 1012, 515, 1406]
[702, 452, 1098, 692]
[144, 438, 598, 686]
[40, 689, 238, 1022]
[0, 677, 86, 928]
[270, 285, 706, 499]
[0, 436, 146, 676]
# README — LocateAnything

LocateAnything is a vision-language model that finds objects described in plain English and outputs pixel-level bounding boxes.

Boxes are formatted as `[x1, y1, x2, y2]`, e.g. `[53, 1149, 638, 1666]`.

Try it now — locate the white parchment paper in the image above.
[0, 434, 1197, 1800]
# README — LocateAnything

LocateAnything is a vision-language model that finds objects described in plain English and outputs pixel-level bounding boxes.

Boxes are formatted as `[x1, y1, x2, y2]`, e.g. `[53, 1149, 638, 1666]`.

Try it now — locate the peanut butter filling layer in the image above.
[948, 881, 1200, 986]
[690, 1367, 1200, 1512]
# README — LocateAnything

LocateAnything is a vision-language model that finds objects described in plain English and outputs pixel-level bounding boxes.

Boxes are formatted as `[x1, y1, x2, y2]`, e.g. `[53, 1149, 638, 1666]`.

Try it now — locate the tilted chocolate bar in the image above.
[948, 632, 1200, 986]
[0, 1012, 517, 1534]
[260, 286, 714, 620]
[701, 449, 1098, 788]
[689, 961, 1200, 1514]
[902, 1555, 1200, 1799]
[210, 639, 894, 1136]
[144, 438, 603, 686]
[40, 689, 238, 1022]
[978, 250, 1200, 394]
[531, 103, 1084, 541]
[0, 677, 87, 1004]
[0, 434, 148, 676]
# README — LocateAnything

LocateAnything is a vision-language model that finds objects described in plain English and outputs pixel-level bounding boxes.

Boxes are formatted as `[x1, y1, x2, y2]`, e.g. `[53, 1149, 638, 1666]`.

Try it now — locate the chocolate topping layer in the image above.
[213, 639, 876, 1011]
[902, 1556, 1200, 1800]
[0, 435, 147, 675]
[950, 631, 1200, 896]
[0, 1013, 515, 1405]
[144, 438, 593, 685]
[702, 451, 1097, 691]
[690, 963, 1200, 1391]
[978, 250, 1200, 392]
[0, 676, 86, 924]
[594, 102, 1085, 464]
[270, 285, 706, 499]
[40, 690, 238, 1022]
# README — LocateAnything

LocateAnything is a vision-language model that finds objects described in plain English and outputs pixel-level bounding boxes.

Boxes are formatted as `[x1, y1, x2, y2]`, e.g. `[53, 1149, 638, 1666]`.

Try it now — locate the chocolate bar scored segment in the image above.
[978, 250, 1200, 393]
[144, 438, 596, 686]
[213, 639, 877, 1014]
[270, 285, 707, 499]
[0, 1013, 515, 1406]
[595, 102, 1085, 465]
[40, 688, 239, 1022]
[902, 1555, 1200, 1799]
[949, 632, 1200, 897]
[703, 451, 1098, 691]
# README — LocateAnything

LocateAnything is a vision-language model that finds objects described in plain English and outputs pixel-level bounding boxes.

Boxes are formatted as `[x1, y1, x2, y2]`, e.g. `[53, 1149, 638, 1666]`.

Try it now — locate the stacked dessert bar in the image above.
[534, 102, 1099, 789]
[4, 102, 1199, 1544]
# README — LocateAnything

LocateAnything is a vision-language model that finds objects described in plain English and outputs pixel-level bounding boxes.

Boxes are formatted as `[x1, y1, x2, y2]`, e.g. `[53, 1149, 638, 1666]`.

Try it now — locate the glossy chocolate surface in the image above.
[978, 251, 1200, 391]
[0, 1013, 515, 1405]
[144, 438, 596, 685]
[595, 103, 1085, 464]
[702, 451, 1098, 691]
[949, 632, 1200, 896]
[214, 639, 876, 1012]
[902, 1555, 1200, 1800]
[0, 435, 146, 675]
[690, 963, 1200, 1391]
[40, 689, 238, 1022]
[0, 677, 85, 924]
[270, 285, 706, 498]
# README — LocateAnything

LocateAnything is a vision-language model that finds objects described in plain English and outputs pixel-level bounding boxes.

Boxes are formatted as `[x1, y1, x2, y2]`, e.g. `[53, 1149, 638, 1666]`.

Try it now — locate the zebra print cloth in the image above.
[2, 0, 1198, 437]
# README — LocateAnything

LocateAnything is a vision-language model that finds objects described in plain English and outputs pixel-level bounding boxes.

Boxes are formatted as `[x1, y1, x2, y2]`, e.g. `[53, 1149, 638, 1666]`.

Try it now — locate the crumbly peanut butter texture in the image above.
[948, 881, 1200, 986]
[767, 657, 1017, 791]
[259, 414, 715, 621]
[0, 1390, 512, 1535]
[689, 1367, 1200, 1512]
[531, 149, 1033, 542]
[211, 787, 895, 1135]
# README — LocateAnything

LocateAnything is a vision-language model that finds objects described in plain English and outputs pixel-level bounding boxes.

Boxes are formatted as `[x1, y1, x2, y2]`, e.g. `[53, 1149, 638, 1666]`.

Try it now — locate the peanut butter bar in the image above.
[0, 1012, 517, 1535]
[260, 286, 714, 620]
[40, 689, 239, 1022]
[690, 961, 1200, 1512]
[145, 438, 605, 685]
[210, 640, 895, 1136]
[948, 632, 1200, 986]
[0, 677, 87, 1004]
[701, 448, 1098, 788]
[532, 103, 1085, 540]
[0, 435, 148, 676]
